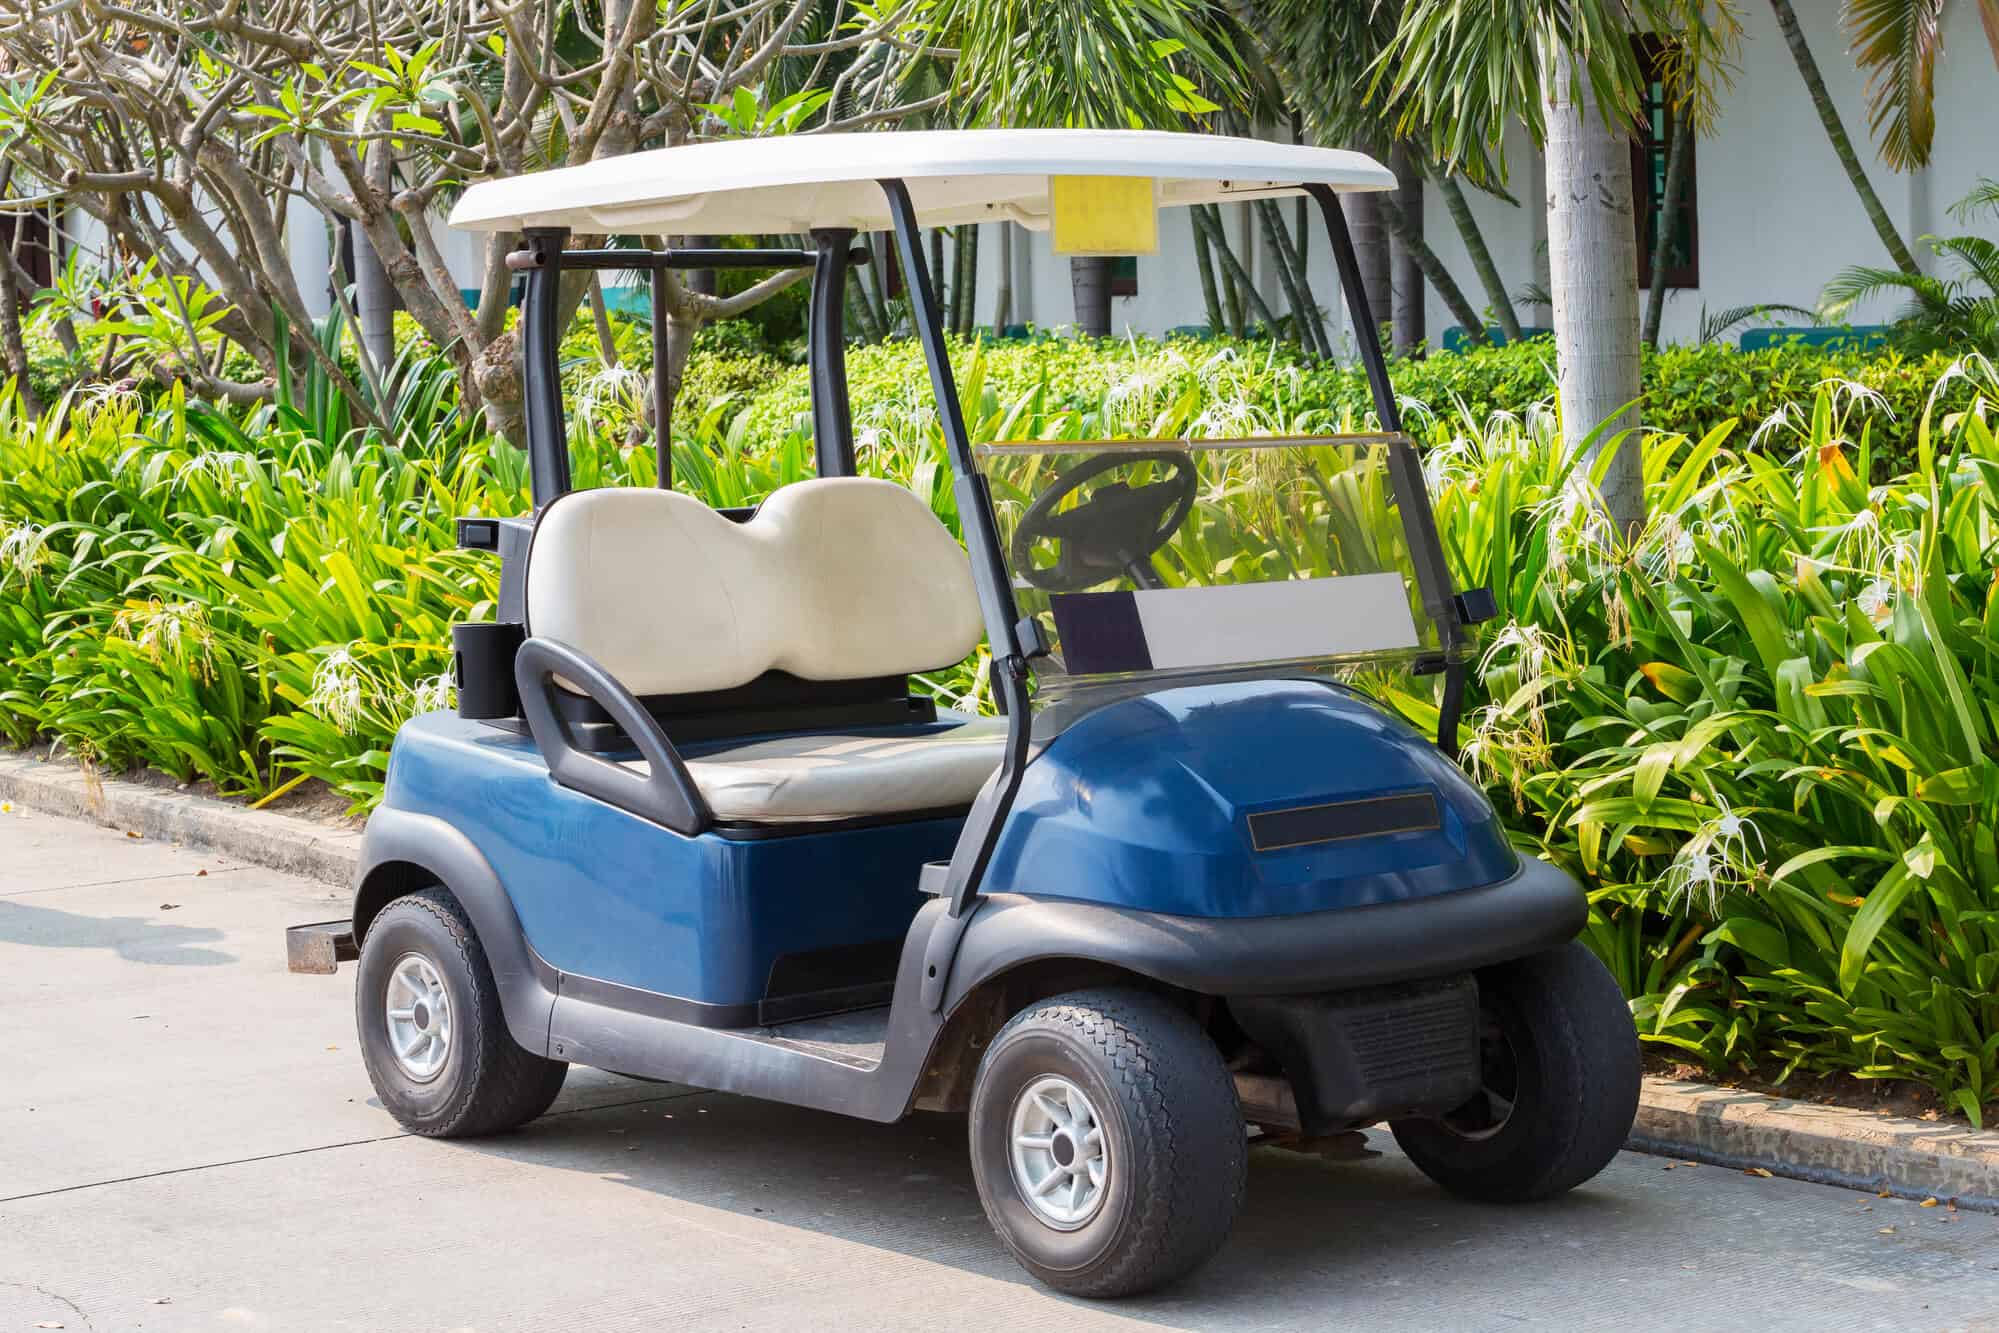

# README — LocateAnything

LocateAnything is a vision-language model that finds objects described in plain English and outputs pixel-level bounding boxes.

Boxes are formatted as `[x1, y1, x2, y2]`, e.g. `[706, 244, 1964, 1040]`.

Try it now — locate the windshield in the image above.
[978, 435, 1452, 712]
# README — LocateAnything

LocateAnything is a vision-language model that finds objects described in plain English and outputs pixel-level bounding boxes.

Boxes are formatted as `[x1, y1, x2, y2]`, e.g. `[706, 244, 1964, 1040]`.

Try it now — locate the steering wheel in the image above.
[1010, 450, 1198, 593]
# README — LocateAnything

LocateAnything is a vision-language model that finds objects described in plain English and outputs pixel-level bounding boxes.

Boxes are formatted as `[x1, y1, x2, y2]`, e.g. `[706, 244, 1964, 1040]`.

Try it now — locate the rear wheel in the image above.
[356, 887, 567, 1138]
[968, 988, 1245, 1298]
[1390, 941, 1639, 1202]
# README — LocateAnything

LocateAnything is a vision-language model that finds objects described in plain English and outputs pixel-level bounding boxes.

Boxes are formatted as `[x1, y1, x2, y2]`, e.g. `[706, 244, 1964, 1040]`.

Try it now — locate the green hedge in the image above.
[698, 331, 1967, 473]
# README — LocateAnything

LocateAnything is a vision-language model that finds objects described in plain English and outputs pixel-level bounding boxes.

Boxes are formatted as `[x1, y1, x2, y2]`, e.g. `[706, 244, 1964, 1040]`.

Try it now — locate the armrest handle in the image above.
[514, 637, 710, 836]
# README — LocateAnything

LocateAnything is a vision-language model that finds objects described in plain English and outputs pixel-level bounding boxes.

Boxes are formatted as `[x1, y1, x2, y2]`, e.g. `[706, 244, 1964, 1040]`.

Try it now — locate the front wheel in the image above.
[356, 887, 568, 1138]
[1390, 940, 1639, 1202]
[968, 988, 1246, 1299]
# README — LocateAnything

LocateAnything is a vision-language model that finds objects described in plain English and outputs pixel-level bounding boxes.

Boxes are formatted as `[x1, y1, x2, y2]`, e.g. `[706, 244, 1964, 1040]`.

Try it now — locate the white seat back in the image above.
[524, 479, 984, 696]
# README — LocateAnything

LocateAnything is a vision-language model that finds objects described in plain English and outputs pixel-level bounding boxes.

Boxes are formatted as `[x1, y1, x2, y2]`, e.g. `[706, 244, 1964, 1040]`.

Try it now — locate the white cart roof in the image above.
[449, 129, 1394, 236]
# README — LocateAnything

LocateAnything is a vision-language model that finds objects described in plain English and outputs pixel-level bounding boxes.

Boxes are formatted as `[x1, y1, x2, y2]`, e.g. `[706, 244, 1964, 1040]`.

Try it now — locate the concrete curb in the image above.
[0, 750, 363, 886]
[7, 749, 1998, 1210]
[1630, 1077, 1999, 1211]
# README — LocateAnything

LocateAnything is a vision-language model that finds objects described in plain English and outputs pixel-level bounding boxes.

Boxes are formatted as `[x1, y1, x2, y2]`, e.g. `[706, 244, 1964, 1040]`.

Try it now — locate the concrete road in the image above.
[4, 805, 1998, 1333]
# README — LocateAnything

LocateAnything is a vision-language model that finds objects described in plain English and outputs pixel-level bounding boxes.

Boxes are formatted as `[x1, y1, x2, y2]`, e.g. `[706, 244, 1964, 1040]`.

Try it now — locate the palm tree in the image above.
[1382, 0, 1738, 535]
[1821, 179, 1999, 354]
[1766, 0, 1920, 275]
[1234, 0, 1517, 345]
[923, 0, 1245, 337]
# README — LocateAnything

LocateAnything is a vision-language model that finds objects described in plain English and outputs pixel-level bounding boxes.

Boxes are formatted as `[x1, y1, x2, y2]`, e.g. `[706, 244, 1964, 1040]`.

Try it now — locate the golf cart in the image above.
[288, 130, 1639, 1298]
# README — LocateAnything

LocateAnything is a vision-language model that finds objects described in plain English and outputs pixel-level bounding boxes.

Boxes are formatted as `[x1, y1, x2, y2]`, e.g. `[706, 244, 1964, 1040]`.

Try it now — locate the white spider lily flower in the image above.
[0, 521, 51, 583]
[1856, 577, 1897, 627]
[1662, 797, 1768, 915]
[110, 599, 216, 677]
[409, 672, 457, 715]
[305, 647, 369, 735]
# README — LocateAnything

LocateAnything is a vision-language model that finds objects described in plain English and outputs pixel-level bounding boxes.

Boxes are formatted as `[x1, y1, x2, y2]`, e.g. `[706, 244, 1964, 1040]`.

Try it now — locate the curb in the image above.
[1630, 1077, 1999, 1212]
[0, 750, 363, 886]
[7, 750, 1998, 1210]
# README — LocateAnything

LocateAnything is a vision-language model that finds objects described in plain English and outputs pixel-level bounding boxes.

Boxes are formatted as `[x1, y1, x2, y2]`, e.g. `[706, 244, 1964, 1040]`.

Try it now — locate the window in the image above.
[1110, 255, 1138, 298]
[1630, 37, 1698, 288]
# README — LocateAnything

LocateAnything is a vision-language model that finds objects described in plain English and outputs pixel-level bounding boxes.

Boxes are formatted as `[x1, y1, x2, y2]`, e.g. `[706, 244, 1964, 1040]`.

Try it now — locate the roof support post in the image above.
[809, 227, 858, 477]
[518, 226, 572, 507]
[651, 261, 673, 489]
[878, 178, 1029, 929]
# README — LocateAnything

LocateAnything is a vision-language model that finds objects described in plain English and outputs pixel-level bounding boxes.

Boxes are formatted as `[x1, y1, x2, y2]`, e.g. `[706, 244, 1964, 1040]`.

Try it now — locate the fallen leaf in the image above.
[1921, 1197, 1940, 1208]
[126, 830, 141, 838]
[159, 903, 180, 911]
[196, 869, 208, 878]
[1878, 1188, 1892, 1198]
[1745, 1167, 1774, 1178]
[325, 1045, 338, 1051]
[148, 1297, 172, 1305]
[1880, 1226, 1897, 1234]
[1680, 1161, 1699, 1168]
[33, 1322, 63, 1329]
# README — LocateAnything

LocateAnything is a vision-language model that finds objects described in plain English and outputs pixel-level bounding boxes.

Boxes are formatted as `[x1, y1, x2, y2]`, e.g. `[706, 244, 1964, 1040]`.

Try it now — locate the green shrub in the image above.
[7, 332, 1999, 1119]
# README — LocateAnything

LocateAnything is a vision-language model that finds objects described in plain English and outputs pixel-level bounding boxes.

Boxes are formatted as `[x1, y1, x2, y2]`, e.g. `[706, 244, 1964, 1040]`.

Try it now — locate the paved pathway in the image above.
[4, 804, 1998, 1331]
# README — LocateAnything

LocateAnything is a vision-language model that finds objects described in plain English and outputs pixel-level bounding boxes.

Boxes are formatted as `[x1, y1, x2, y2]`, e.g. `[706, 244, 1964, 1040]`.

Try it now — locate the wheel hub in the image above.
[1008, 1075, 1110, 1230]
[385, 952, 453, 1083]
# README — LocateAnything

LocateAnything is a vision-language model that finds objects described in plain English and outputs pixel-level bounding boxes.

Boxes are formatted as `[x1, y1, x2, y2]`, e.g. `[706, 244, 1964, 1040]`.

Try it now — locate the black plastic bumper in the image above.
[943, 854, 1586, 1007]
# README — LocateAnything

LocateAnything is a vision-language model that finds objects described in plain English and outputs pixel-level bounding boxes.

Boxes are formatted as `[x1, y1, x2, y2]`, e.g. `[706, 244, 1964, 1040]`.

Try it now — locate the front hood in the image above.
[984, 677, 1516, 918]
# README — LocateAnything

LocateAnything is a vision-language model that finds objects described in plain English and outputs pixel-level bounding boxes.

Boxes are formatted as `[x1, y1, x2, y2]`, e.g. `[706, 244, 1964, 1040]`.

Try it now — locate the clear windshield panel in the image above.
[978, 436, 1448, 714]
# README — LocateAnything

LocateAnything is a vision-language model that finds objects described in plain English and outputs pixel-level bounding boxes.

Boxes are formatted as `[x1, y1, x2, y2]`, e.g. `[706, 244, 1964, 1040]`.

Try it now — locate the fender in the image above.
[352, 806, 557, 1057]
[938, 854, 1587, 1012]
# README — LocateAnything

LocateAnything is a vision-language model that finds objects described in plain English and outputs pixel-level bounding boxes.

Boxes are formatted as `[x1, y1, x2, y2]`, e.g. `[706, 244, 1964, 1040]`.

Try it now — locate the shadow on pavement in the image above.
[0, 897, 234, 965]
[453, 1084, 1634, 1327]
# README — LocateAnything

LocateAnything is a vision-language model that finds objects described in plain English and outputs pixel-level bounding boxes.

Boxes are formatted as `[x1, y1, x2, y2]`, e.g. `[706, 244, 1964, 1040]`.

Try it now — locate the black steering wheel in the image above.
[1010, 450, 1198, 593]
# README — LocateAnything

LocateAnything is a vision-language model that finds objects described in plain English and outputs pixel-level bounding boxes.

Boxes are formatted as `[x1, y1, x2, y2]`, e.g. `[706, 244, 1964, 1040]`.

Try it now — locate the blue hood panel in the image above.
[985, 678, 1516, 918]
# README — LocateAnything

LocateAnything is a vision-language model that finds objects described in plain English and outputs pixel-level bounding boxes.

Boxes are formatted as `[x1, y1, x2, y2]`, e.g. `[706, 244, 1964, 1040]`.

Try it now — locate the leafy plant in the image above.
[1822, 178, 1999, 357]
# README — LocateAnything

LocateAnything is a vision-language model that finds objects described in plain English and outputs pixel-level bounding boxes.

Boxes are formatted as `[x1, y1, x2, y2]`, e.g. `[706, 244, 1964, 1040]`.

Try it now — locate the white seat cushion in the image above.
[622, 716, 1007, 823]
[526, 479, 984, 696]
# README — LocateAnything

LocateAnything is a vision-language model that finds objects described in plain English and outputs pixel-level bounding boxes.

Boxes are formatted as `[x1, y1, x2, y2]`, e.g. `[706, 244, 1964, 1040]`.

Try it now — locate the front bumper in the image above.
[947, 853, 1586, 1008]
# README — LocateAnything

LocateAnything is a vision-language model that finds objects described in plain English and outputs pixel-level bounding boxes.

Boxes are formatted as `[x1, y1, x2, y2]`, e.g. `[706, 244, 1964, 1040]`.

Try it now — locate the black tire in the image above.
[1390, 940, 1639, 1203]
[356, 887, 568, 1138]
[968, 988, 1246, 1299]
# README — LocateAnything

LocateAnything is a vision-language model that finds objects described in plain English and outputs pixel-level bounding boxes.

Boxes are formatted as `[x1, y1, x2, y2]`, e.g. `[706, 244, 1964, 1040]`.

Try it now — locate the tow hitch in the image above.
[286, 920, 356, 974]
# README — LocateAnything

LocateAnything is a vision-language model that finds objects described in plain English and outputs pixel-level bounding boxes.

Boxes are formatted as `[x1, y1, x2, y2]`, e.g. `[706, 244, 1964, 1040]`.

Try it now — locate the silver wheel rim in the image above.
[1008, 1075, 1110, 1230]
[384, 953, 453, 1083]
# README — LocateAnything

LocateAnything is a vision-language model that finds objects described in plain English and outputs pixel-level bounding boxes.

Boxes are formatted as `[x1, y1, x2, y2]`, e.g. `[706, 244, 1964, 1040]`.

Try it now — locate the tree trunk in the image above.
[1767, 0, 1921, 276]
[1643, 103, 1693, 346]
[1390, 144, 1426, 355]
[953, 225, 977, 334]
[681, 235, 718, 297]
[1192, 205, 1280, 336]
[1546, 43, 1646, 535]
[351, 217, 396, 387]
[992, 222, 1014, 331]
[1377, 194, 1488, 346]
[1070, 256, 1113, 337]
[1255, 199, 1329, 359]
[1435, 173, 1522, 343]
[1203, 205, 1246, 335]
[1191, 211, 1226, 333]
[0, 239, 42, 419]
[929, 227, 948, 320]
[1346, 148, 1393, 345]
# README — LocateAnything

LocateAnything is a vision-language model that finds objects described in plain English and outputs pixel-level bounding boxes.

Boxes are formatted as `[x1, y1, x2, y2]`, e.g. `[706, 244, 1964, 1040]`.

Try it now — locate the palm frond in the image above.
[1843, 0, 1945, 170]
